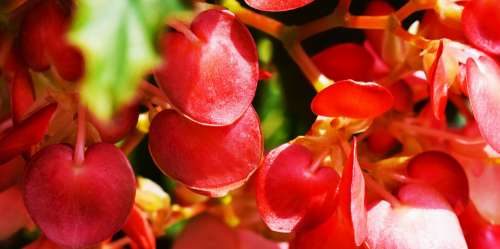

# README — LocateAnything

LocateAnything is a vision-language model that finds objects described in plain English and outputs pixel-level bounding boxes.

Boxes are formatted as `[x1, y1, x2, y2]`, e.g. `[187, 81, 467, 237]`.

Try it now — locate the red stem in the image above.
[364, 173, 402, 208]
[74, 105, 86, 165]
[309, 148, 330, 173]
[168, 20, 201, 44]
[140, 81, 170, 103]
[120, 129, 146, 156]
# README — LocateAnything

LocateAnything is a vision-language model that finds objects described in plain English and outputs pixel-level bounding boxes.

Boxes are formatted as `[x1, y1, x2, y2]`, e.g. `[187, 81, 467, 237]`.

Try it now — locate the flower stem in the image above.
[120, 129, 146, 156]
[140, 81, 170, 104]
[395, 1, 434, 21]
[221, 0, 284, 39]
[364, 173, 402, 208]
[104, 237, 131, 249]
[74, 105, 86, 165]
[297, 13, 343, 40]
[344, 14, 390, 30]
[168, 19, 201, 44]
[391, 120, 484, 144]
[285, 42, 333, 91]
[309, 148, 331, 173]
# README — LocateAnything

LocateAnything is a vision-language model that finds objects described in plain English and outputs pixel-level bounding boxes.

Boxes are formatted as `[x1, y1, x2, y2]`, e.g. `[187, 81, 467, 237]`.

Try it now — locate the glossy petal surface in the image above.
[466, 56, 500, 152]
[244, 0, 314, 12]
[155, 9, 258, 125]
[462, 0, 500, 54]
[367, 184, 468, 249]
[311, 80, 393, 119]
[291, 140, 366, 249]
[24, 143, 136, 248]
[149, 108, 262, 197]
[256, 143, 339, 232]
[312, 43, 375, 81]
[407, 151, 469, 212]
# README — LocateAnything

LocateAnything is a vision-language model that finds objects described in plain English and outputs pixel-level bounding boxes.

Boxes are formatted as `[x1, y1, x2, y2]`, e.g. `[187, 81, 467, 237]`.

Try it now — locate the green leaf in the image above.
[69, 0, 183, 119]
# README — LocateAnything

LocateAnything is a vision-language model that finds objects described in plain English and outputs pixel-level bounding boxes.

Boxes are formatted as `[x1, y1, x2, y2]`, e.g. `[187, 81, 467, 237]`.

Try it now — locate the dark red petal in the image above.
[20, 0, 68, 71]
[49, 42, 84, 82]
[172, 215, 238, 249]
[244, 0, 314, 12]
[462, 0, 500, 54]
[89, 102, 139, 143]
[367, 128, 399, 155]
[255, 143, 339, 232]
[0, 157, 25, 193]
[3, 50, 35, 123]
[24, 143, 136, 248]
[237, 229, 280, 249]
[123, 205, 156, 249]
[312, 43, 375, 82]
[407, 151, 469, 213]
[388, 80, 413, 113]
[311, 80, 393, 119]
[148, 107, 262, 197]
[155, 9, 258, 126]
[466, 56, 500, 152]
[0, 186, 30, 240]
[0, 103, 57, 164]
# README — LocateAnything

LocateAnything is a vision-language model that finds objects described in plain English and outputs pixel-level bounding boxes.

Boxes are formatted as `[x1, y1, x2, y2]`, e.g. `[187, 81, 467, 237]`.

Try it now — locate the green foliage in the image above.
[69, 0, 183, 119]
[256, 38, 290, 149]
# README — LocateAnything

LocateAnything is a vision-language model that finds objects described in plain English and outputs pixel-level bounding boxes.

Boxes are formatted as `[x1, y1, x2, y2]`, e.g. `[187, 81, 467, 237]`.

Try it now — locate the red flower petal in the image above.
[237, 229, 280, 249]
[311, 80, 393, 119]
[291, 139, 367, 249]
[462, 0, 500, 54]
[148, 107, 262, 197]
[244, 0, 314, 12]
[0, 157, 25, 193]
[312, 43, 375, 82]
[123, 205, 156, 249]
[256, 143, 339, 232]
[3, 50, 35, 123]
[172, 215, 239, 249]
[427, 40, 448, 120]
[407, 151, 469, 213]
[466, 56, 500, 152]
[366, 184, 468, 249]
[0, 186, 30, 240]
[155, 9, 258, 126]
[24, 143, 136, 248]
[0, 103, 57, 164]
